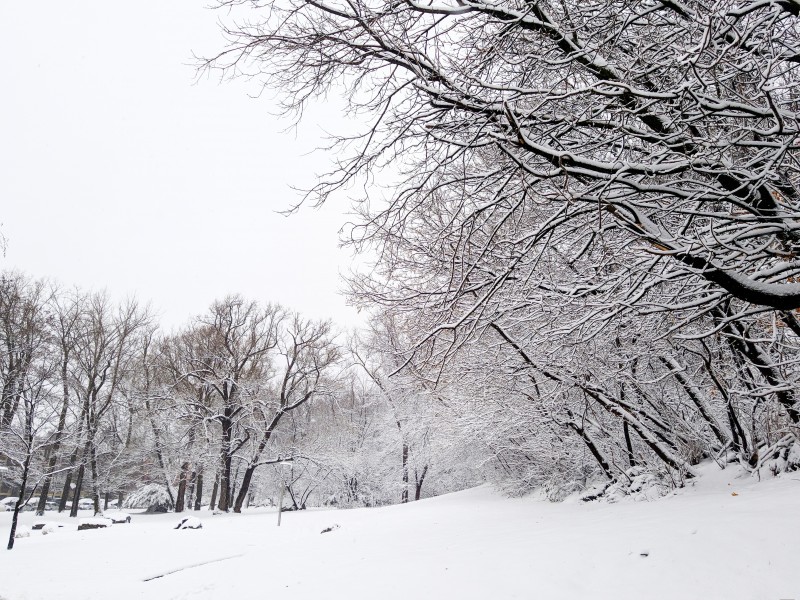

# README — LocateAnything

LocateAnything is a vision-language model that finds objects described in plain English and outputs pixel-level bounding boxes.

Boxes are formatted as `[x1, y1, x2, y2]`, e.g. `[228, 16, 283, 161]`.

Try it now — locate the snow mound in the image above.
[41, 523, 64, 535]
[175, 516, 203, 530]
[14, 525, 30, 538]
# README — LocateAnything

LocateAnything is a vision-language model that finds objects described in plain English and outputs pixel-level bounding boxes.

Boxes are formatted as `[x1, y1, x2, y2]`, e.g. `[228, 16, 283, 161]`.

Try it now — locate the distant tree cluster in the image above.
[0, 272, 477, 549]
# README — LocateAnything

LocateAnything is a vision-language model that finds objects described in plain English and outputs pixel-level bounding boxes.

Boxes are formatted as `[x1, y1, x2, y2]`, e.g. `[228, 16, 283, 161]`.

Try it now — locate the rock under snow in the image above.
[77, 518, 113, 531]
[175, 516, 203, 530]
[108, 513, 132, 524]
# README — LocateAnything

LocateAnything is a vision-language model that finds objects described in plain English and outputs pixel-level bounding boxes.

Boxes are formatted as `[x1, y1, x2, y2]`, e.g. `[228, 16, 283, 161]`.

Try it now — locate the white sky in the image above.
[0, 1, 366, 331]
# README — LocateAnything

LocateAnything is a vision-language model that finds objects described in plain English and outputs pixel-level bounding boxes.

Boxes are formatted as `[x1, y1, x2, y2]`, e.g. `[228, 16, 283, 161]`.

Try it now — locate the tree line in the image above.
[0, 272, 475, 549]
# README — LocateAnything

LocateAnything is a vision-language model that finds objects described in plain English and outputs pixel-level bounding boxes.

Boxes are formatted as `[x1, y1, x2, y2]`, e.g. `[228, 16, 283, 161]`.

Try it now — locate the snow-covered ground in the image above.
[2, 463, 798, 600]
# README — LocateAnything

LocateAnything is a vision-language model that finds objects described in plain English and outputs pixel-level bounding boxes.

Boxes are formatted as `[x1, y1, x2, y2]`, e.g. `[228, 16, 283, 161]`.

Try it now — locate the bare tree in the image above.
[232, 314, 339, 512]
[35, 287, 81, 516]
[178, 296, 283, 512]
[69, 294, 151, 516]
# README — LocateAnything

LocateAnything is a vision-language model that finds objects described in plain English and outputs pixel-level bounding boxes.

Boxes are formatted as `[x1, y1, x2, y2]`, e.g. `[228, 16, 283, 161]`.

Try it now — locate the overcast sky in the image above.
[0, 1, 365, 331]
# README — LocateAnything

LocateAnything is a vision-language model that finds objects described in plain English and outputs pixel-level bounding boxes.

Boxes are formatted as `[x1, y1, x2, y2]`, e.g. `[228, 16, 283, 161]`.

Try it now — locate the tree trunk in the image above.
[233, 465, 256, 513]
[620, 384, 637, 468]
[414, 465, 428, 501]
[701, 349, 749, 455]
[660, 355, 728, 448]
[59, 409, 87, 512]
[401, 443, 409, 503]
[70, 462, 85, 518]
[209, 471, 219, 511]
[567, 415, 614, 480]
[217, 416, 233, 512]
[175, 462, 189, 513]
[194, 472, 203, 511]
[36, 346, 72, 516]
[719, 309, 800, 424]
[89, 432, 102, 516]
[6, 454, 31, 550]
[59, 470, 74, 513]
[623, 421, 636, 468]
[69, 436, 92, 517]
[186, 470, 196, 510]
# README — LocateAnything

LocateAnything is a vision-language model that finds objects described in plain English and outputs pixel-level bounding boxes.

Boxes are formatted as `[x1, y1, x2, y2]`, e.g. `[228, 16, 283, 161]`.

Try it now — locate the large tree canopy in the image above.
[209, 0, 800, 325]
[205, 0, 800, 485]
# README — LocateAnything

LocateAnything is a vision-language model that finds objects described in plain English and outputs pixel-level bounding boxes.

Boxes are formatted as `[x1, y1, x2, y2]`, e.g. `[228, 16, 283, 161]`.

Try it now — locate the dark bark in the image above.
[186, 470, 196, 510]
[70, 462, 85, 518]
[660, 356, 728, 448]
[401, 443, 409, 503]
[89, 433, 102, 515]
[59, 471, 73, 512]
[583, 385, 695, 476]
[722, 316, 800, 424]
[6, 456, 31, 551]
[209, 471, 219, 511]
[620, 384, 637, 468]
[36, 339, 73, 516]
[566, 413, 614, 480]
[217, 414, 233, 512]
[233, 465, 256, 513]
[491, 321, 695, 475]
[286, 483, 302, 510]
[727, 402, 748, 455]
[58, 442, 81, 513]
[194, 472, 203, 511]
[59, 409, 87, 513]
[699, 343, 749, 454]
[175, 462, 190, 513]
[414, 465, 428, 501]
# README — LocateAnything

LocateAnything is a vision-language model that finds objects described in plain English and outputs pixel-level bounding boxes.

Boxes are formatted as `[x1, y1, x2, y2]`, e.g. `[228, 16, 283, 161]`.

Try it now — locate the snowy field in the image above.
[2, 464, 798, 600]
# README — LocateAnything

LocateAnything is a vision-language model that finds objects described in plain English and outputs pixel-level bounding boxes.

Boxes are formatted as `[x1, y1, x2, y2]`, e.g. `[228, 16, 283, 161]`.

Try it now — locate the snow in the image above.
[13, 525, 30, 539]
[40, 523, 64, 535]
[2, 463, 798, 600]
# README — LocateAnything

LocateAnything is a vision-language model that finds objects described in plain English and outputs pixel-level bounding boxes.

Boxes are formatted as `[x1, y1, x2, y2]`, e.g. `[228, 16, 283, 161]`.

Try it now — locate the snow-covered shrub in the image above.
[123, 484, 173, 512]
[757, 437, 800, 477]
[580, 467, 673, 503]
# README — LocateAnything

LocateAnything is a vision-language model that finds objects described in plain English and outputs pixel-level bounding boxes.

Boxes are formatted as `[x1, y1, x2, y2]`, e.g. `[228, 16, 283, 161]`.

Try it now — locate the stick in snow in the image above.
[142, 554, 245, 581]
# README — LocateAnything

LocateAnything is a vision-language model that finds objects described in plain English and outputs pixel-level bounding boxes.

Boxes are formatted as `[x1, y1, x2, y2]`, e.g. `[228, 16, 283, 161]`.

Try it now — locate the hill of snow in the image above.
[2, 463, 798, 600]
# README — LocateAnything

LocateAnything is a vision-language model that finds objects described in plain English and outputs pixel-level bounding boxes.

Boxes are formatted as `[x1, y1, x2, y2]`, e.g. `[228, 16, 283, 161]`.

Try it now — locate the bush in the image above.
[122, 484, 173, 513]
